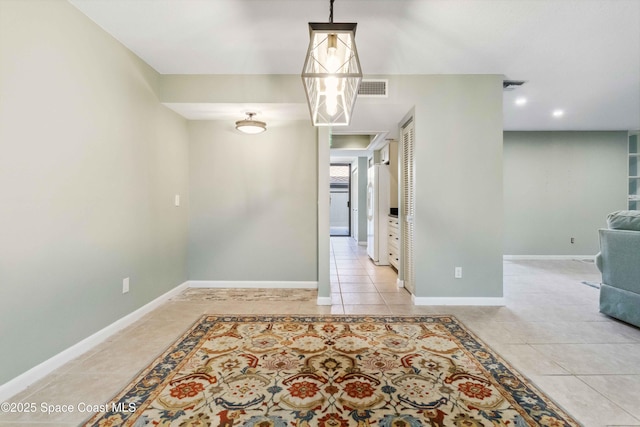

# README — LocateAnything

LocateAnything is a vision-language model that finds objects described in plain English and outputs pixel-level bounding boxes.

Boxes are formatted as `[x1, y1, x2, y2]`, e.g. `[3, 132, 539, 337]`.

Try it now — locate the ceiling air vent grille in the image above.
[503, 80, 526, 91]
[358, 79, 388, 97]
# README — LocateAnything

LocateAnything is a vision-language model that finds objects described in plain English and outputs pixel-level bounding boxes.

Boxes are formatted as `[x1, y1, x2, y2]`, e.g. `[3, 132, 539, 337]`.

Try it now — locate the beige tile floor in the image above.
[2, 237, 640, 426]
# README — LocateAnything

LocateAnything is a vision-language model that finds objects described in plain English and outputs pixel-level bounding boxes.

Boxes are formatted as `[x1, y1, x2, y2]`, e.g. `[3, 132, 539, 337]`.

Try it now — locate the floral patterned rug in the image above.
[83, 316, 579, 427]
[171, 288, 317, 302]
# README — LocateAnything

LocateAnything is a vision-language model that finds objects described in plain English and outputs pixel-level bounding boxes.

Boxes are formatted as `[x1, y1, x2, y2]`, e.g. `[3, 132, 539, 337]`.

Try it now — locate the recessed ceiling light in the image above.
[552, 109, 564, 117]
[515, 97, 527, 106]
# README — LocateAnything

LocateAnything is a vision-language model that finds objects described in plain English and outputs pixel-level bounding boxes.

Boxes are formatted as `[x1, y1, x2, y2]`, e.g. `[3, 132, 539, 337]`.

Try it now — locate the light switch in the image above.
[174, 194, 180, 207]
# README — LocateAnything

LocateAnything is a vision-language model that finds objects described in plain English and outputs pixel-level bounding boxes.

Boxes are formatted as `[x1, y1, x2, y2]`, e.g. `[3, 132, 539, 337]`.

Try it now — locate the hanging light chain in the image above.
[329, 0, 334, 23]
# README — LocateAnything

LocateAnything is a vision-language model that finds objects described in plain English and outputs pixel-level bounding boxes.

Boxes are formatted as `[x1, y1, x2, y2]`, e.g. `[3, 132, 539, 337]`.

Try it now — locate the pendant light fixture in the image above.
[235, 112, 267, 134]
[301, 0, 362, 126]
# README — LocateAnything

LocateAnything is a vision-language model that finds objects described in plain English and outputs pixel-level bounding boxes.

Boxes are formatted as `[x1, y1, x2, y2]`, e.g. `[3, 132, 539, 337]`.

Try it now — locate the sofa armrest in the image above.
[598, 228, 640, 293]
[595, 252, 603, 272]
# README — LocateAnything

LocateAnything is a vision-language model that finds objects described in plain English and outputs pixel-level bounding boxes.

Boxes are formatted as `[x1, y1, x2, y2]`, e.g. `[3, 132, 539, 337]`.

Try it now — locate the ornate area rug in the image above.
[84, 316, 580, 427]
[171, 289, 317, 302]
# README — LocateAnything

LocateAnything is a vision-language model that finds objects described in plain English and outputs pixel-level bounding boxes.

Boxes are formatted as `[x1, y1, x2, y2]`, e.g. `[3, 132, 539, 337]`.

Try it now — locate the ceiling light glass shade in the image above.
[235, 113, 267, 134]
[302, 22, 362, 126]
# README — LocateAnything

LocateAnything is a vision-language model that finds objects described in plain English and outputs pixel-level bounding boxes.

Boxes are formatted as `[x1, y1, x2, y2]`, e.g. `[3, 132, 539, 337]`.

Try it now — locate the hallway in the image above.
[330, 236, 411, 313]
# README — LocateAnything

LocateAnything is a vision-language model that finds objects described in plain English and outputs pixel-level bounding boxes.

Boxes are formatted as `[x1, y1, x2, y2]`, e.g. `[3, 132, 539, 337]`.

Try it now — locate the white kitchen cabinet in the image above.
[388, 216, 400, 270]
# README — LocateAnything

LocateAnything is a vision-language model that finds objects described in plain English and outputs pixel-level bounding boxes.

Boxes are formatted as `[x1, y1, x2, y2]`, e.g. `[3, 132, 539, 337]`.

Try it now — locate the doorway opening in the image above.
[330, 164, 351, 236]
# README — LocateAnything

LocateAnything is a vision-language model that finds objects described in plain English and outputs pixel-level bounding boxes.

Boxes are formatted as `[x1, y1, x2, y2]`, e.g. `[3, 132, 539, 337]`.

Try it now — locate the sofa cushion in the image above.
[607, 210, 640, 231]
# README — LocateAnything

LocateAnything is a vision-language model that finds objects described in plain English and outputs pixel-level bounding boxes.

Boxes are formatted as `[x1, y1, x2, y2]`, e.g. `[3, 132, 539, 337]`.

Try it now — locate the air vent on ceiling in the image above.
[358, 79, 388, 97]
[503, 80, 526, 91]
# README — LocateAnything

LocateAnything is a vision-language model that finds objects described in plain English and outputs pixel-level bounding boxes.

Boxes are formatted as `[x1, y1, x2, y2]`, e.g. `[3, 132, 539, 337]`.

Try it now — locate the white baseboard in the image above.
[316, 296, 332, 306]
[0, 281, 189, 402]
[188, 281, 318, 289]
[412, 296, 505, 306]
[358, 242, 367, 246]
[503, 255, 595, 261]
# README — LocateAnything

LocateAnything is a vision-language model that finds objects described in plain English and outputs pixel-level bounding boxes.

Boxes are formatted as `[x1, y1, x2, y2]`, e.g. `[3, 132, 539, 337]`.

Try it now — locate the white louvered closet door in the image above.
[401, 119, 415, 295]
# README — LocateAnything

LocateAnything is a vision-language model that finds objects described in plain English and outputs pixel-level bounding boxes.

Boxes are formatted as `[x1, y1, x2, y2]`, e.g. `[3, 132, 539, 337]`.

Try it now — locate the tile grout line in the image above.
[573, 374, 640, 423]
[332, 236, 401, 314]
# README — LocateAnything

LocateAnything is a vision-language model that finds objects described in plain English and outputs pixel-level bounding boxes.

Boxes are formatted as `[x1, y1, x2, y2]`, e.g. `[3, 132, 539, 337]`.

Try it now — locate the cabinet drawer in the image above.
[388, 215, 400, 271]
[388, 237, 400, 252]
[389, 254, 399, 269]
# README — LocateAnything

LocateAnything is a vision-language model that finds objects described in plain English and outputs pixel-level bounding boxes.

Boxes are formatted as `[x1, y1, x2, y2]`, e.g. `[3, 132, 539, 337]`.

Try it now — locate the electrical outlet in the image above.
[570, 237, 575, 244]
[454, 267, 462, 279]
[122, 277, 130, 294]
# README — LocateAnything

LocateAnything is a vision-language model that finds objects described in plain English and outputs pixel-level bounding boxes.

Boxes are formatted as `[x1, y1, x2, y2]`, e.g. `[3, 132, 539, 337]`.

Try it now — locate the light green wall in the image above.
[388, 141, 399, 209]
[331, 135, 371, 150]
[0, 1, 189, 384]
[187, 121, 318, 281]
[410, 75, 504, 298]
[161, 75, 306, 104]
[317, 128, 331, 299]
[504, 131, 628, 255]
[165, 74, 505, 299]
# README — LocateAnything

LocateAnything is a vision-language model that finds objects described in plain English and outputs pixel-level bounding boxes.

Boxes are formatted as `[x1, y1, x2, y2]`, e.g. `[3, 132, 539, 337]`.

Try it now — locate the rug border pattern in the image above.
[82, 315, 581, 427]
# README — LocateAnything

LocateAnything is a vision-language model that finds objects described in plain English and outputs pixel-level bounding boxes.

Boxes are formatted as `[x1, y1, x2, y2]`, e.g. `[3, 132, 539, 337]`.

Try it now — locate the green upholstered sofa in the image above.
[595, 210, 640, 328]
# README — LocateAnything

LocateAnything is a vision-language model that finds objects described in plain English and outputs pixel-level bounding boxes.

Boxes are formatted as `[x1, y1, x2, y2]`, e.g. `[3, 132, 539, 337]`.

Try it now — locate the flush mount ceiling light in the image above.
[301, 0, 362, 126]
[235, 112, 267, 134]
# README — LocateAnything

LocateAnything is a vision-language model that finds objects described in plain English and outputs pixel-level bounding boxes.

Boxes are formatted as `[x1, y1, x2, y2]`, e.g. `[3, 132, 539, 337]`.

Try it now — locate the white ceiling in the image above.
[70, 0, 640, 137]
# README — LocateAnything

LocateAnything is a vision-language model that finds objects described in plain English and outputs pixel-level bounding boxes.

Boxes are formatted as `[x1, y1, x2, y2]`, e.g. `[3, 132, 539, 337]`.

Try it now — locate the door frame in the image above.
[350, 166, 358, 240]
[329, 163, 351, 237]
